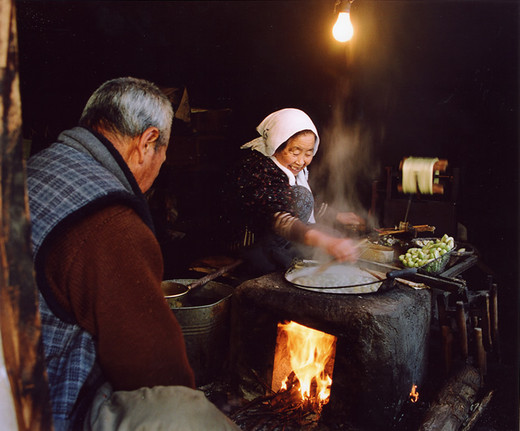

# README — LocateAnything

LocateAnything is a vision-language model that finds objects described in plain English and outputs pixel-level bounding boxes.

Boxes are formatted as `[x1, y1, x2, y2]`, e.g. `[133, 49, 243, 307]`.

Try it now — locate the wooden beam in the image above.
[0, 0, 52, 429]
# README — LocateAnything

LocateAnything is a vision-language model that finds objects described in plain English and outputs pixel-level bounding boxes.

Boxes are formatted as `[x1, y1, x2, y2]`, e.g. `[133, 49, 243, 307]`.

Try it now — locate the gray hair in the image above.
[79, 77, 173, 148]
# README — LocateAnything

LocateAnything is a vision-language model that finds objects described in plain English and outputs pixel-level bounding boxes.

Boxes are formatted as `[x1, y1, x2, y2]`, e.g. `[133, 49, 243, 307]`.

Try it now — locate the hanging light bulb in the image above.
[332, 0, 354, 42]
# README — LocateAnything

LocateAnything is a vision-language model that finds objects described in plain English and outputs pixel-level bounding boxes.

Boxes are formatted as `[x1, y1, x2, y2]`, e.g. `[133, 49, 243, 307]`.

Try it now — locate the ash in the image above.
[200, 372, 365, 431]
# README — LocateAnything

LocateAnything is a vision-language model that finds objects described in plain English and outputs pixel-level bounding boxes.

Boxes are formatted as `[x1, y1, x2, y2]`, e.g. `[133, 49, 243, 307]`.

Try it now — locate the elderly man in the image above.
[27, 77, 239, 431]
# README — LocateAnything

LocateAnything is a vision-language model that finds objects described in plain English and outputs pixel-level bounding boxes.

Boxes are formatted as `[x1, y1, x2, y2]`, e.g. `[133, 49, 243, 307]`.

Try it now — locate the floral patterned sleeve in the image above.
[236, 150, 296, 234]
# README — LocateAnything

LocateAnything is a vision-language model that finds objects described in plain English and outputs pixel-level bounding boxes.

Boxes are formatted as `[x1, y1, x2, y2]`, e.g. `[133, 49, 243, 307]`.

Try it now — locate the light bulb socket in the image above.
[334, 0, 352, 14]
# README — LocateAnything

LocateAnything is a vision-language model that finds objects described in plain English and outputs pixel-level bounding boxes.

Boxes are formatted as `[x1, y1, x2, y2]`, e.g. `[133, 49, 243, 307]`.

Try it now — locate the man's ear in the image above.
[136, 127, 161, 162]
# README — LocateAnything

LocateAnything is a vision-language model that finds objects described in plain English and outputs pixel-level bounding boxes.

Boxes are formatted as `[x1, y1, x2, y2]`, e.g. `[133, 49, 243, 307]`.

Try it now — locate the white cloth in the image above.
[241, 108, 319, 223]
[270, 156, 316, 223]
[84, 383, 240, 431]
[240, 108, 320, 157]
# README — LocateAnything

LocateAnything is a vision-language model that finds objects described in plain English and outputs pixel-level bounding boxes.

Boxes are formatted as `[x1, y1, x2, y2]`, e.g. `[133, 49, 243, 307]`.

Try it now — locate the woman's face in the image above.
[274, 132, 316, 176]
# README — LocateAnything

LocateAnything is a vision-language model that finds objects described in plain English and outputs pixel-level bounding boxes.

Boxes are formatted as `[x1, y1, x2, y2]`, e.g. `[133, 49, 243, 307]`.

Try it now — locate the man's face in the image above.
[140, 143, 167, 192]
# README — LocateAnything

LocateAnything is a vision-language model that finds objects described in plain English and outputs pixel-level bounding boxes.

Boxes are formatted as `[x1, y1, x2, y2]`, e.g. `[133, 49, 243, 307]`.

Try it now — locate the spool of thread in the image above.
[400, 157, 446, 195]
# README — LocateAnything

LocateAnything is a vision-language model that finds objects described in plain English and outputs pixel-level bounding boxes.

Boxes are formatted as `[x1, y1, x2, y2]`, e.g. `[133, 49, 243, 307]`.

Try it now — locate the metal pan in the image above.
[285, 256, 466, 296]
[284, 260, 385, 295]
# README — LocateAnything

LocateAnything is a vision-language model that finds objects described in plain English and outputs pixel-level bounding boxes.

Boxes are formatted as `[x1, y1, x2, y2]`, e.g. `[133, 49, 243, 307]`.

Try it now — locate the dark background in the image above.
[15, 0, 518, 427]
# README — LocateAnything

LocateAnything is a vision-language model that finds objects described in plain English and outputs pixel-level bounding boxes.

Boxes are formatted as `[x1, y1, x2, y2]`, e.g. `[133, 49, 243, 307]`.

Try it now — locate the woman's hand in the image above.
[336, 212, 365, 226]
[304, 229, 360, 262]
[322, 237, 360, 262]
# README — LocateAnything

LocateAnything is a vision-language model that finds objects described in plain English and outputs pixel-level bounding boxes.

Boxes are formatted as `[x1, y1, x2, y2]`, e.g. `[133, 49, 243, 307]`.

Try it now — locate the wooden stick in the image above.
[395, 278, 427, 289]
[362, 268, 386, 280]
[313, 258, 338, 275]
[397, 184, 445, 194]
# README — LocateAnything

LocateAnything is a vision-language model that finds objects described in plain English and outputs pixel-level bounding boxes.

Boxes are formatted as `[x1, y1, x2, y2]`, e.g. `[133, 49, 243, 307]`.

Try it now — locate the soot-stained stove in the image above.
[229, 270, 432, 430]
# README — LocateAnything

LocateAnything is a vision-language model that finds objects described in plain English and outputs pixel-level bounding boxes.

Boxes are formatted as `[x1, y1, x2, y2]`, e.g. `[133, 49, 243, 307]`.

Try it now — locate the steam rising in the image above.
[312, 103, 380, 228]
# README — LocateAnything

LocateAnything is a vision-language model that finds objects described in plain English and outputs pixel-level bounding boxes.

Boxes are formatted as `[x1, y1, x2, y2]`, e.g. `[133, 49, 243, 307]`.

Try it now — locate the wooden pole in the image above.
[0, 0, 52, 429]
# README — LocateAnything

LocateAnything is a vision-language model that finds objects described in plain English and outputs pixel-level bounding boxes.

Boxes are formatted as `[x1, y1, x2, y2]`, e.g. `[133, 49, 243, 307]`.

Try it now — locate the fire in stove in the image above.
[271, 321, 337, 412]
[409, 384, 419, 403]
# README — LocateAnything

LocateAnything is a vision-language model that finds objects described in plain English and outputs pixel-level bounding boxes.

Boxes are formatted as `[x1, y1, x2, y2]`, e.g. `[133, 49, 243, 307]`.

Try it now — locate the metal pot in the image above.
[162, 279, 234, 386]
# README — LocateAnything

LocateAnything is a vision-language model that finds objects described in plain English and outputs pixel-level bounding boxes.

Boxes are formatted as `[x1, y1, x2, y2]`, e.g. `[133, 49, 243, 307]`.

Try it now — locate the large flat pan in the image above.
[285, 260, 385, 295]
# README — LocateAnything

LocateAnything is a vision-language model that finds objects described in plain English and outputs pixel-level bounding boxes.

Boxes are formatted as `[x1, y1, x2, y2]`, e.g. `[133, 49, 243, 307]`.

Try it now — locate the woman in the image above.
[231, 108, 363, 276]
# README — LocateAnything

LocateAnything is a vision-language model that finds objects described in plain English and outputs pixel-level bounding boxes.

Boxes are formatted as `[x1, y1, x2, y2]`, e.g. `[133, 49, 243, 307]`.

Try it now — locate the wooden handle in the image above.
[399, 158, 448, 172]
[187, 259, 242, 291]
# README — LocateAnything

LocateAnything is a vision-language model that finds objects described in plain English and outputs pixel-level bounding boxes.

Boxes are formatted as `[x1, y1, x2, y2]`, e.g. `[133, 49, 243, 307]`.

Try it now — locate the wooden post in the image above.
[482, 293, 493, 351]
[474, 328, 487, 381]
[489, 283, 501, 362]
[0, 0, 52, 429]
[436, 294, 448, 326]
[441, 325, 453, 375]
[456, 301, 468, 360]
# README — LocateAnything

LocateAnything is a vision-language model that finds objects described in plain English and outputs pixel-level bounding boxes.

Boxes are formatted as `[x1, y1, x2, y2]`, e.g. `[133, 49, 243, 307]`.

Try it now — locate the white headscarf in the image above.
[241, 108, 319, 223]
[240, 108, 320, 157]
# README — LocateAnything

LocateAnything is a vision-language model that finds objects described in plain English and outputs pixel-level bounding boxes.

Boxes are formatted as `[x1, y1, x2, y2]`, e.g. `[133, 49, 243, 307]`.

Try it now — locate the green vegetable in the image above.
[399, 235, 455, 270]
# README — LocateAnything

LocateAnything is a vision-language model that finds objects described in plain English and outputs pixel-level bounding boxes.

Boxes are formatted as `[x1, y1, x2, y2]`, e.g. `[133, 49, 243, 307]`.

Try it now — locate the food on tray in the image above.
[292, 264, 377, 288]
[399, 234, 455, 269]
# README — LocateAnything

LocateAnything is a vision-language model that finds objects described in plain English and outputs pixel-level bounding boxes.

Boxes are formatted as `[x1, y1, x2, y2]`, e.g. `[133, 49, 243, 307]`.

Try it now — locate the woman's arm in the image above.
[272, 211, 359, 262]
[304, 227, 360, 262]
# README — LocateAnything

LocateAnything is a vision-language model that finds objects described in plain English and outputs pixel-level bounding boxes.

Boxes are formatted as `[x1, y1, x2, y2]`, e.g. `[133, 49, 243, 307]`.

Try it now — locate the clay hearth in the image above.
[230, 272, 432, 430]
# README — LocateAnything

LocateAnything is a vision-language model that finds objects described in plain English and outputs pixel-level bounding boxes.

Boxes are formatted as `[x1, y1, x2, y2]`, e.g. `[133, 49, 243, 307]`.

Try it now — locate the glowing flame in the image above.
[332, 12, 354, 42]
[273, 321, 337, 407]
[409, 384, 419, 403]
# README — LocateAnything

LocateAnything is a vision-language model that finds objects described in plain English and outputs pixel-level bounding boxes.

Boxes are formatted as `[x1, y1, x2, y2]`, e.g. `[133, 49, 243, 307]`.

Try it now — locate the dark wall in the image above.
[16, 0, 518, 356]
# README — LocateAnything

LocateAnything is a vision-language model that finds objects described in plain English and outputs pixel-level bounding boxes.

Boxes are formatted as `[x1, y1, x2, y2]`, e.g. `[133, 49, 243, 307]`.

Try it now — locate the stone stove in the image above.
[229, 271, 432, 429]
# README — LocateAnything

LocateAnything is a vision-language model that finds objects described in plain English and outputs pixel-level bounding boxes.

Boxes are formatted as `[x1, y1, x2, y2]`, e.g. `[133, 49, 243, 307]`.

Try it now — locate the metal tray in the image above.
[284, 260, 384, 295]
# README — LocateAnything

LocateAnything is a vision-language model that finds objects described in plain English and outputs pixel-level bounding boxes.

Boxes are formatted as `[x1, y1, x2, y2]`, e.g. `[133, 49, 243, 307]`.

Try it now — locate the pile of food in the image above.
[398, 234, 455, 274]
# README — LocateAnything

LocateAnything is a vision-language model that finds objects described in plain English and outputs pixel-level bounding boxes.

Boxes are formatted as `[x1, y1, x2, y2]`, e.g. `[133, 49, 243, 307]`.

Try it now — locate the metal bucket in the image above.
[161, 279, 234, 386]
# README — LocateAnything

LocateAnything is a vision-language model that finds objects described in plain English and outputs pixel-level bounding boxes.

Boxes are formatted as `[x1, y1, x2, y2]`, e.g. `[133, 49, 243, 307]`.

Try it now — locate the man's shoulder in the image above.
[62, 203, 153, 246]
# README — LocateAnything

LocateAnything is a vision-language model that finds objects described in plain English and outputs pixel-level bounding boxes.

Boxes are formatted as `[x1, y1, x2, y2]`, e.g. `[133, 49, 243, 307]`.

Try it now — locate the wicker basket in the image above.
[409, 237, 456, 275]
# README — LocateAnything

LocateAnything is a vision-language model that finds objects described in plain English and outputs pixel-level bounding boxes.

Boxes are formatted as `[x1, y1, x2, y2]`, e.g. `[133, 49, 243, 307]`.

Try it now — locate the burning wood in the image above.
[230, 379, 322, 430]
[271, 321, 336, 412]
[230, 321, 338, 430]
[272, 371, 329, 414]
